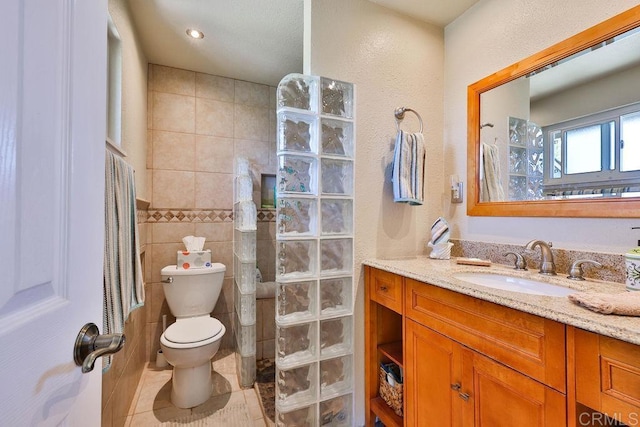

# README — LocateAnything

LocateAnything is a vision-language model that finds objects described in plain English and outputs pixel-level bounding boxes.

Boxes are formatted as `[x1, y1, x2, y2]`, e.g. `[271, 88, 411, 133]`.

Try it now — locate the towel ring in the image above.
[395, 107, 423, 133]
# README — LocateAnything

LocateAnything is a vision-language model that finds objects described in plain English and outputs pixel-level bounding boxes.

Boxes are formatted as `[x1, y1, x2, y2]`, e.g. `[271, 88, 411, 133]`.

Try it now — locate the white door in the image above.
[0, 0, 108, 425]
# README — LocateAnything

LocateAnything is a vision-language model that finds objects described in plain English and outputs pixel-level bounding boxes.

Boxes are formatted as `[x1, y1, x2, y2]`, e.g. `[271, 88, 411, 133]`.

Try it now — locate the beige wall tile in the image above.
[150, 65, 195, 96]
[146, 130, 153, 169]
[151, 222, 196, 244]
[217, 311, 234, 350]
[147, 91, 153, 130]
[257, 221, 276, 241]
[152, 170, 195, 209]
[256, 300, 264, 342]
[262, 339, 275, 359]
[234, 104, 269, 141]
[152, 92, 195, 133]
[234, 139, 273, 170]
[196, 73, 235, 102]
[150, 242, 184, 282]
[148, 281, 171, 324]
[152, 131, 195, 171]
[213, 277, 234, 315]
[195, 172, 233, 209]
[195, 98, 234, 137]
[194, 222, 233, 242]
[256, 240, 275, 282]
[195, 135, 234, 173]
[262, 299, 276, 340]
[204, 241, 234, 277]
[269, 109, 277, 143]
[255, 342, 263, 361]
[235, 80, 270, 107]
[145, 169, 153, 208]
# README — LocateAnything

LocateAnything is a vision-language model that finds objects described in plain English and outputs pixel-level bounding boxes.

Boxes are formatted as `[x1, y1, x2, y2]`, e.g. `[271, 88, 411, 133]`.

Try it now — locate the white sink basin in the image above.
[453, 272, 576, 297]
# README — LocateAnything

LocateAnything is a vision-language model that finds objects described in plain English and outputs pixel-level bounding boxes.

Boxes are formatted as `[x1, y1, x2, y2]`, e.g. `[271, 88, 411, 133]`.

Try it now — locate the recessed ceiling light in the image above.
[186, 29, 204, 39]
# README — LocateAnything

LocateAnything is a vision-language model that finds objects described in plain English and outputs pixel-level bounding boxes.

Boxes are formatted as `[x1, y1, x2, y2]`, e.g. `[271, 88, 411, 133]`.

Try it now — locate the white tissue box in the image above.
[177, 250, 211, 269]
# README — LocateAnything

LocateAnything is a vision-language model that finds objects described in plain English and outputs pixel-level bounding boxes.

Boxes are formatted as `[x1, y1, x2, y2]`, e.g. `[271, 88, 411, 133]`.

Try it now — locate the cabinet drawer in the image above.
[368, 267, 403, 314]
[405, 278, 566, 392]
[575, 328, 640, 425]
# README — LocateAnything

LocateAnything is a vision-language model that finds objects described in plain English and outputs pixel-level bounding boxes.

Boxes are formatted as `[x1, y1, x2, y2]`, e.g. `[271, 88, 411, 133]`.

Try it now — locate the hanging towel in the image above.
[568, 291, 640, 316]
[480, 142, 505, 202]
[392, 130, 425, 205]
[103, 150, 145, 371]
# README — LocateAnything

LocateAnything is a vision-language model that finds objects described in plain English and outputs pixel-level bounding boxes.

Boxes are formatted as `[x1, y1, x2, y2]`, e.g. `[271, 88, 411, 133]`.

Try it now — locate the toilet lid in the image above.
[164, 317, 223, 344]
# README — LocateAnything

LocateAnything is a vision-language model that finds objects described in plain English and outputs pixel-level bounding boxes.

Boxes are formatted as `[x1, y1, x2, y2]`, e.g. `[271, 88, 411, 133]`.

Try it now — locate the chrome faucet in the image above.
[524, 240, 556, 275]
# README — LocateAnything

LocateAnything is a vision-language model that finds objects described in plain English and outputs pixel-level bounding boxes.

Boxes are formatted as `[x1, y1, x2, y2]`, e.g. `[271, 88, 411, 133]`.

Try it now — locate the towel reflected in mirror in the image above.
[480, 141, 505, 202]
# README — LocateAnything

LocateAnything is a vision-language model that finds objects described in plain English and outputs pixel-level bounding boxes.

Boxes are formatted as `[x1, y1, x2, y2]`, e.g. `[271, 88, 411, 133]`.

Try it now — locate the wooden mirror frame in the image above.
[467, 5, 640, 218]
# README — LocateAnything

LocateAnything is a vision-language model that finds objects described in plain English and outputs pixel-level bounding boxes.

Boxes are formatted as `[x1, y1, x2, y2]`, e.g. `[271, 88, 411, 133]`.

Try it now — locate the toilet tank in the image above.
[160, 264, 226, 318]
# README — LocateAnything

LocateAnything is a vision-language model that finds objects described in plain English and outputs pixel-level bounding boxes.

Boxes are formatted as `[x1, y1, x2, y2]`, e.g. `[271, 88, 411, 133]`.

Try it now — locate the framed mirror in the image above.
[467, 5, 640, 217]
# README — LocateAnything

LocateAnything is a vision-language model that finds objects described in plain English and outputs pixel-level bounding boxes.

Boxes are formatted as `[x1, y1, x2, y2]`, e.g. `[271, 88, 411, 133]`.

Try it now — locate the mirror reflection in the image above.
[479, 27, 640, 202]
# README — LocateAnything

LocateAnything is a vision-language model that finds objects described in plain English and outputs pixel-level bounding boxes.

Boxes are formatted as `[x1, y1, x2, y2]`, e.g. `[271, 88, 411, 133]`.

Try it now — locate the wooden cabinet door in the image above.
[463, 349, 567, 427]
[574, 327, 640, 426]
[405, 319, 463, 427]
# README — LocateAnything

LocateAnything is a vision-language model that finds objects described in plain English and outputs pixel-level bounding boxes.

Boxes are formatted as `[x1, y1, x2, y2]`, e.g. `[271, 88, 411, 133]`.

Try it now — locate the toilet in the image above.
[160, 263, 226, 408]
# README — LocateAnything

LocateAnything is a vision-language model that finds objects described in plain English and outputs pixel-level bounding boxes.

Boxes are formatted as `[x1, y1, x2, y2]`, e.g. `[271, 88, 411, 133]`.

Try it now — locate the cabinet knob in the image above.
[379, 285, 388, 292]
[450, 383, 461, 391]
[459, 392, 470, 401]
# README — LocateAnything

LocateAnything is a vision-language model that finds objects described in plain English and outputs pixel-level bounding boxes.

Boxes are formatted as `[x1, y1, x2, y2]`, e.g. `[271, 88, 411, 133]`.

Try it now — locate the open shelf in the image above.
[371, 396, 403, 427]
[378, 341, 403, 368]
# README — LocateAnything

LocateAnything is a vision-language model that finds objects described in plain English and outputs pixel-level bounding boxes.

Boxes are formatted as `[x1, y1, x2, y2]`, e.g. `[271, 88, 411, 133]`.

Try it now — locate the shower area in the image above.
[234, 73, 356, 426]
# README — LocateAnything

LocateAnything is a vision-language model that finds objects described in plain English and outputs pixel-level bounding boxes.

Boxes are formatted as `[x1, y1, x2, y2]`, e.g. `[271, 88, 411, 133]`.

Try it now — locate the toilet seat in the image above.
[161, 317, 224, 349]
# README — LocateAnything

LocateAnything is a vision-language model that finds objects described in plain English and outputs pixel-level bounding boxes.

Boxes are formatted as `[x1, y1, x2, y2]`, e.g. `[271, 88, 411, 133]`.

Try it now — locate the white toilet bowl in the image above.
[160, 316, 225, 408]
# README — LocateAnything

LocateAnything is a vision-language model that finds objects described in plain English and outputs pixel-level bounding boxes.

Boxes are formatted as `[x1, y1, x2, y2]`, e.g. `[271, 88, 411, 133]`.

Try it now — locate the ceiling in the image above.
[127, 0, 479, 87]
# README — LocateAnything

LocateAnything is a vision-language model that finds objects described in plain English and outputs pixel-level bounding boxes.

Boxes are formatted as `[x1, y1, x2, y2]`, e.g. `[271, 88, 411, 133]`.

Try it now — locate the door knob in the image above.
[74, 323, 125, 373]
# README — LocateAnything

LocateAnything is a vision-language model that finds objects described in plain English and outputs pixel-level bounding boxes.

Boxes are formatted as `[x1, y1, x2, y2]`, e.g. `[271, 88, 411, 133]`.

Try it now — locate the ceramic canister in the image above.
[625, 248, 640, 291]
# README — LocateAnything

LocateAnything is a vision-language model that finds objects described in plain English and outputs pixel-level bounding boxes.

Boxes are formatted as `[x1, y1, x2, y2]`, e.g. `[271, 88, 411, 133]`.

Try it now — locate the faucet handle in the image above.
[567, 259, 603, 281]
[503, 252, 528, 270]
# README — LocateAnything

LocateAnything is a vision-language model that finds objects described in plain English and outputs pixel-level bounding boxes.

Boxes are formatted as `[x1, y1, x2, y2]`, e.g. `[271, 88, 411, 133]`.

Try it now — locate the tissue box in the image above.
[177, 250, 212, 269]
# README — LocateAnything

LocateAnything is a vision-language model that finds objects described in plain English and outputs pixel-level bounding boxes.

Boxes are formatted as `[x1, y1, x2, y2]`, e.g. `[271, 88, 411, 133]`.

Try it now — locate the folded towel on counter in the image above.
[568, 291, 640, 316]
[392, 130, 425, 205]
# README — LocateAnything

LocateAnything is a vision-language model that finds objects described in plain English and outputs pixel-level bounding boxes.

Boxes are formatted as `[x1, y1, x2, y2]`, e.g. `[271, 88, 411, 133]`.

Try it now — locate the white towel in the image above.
[480, 142, 505, 202]
[103, 150, 145, 371]
[392, 131, 425, 205]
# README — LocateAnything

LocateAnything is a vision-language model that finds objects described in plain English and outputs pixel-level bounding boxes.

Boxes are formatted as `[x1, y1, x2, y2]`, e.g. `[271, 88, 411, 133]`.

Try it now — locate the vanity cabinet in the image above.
[572, 328, 640, 426]
[404, 278, 566, 426]
[365, 267, 404, 427]
[365, 266, 640, 426]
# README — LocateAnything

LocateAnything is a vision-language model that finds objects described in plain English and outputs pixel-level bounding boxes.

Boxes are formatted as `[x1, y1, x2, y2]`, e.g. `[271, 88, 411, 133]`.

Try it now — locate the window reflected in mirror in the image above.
[479, 24, 640, 202]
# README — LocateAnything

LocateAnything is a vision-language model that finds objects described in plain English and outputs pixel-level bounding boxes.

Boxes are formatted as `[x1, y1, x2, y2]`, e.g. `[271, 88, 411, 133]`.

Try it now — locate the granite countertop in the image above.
[363, 256, 640, 346]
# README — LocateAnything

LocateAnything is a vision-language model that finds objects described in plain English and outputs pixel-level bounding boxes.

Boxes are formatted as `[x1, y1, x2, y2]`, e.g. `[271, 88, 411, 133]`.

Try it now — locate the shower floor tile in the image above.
[255, 358, 275, 425]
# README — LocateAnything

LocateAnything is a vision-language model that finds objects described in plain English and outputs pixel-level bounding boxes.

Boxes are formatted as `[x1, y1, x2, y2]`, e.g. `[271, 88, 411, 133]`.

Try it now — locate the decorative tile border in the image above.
[144, 208, 276, 223]
[451, 238, 625, 284]
[146, 209, 233, 223]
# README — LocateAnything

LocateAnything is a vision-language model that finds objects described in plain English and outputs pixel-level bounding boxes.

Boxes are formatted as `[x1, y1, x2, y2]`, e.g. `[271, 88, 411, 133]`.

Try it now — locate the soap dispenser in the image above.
[626, 227, 640, 291]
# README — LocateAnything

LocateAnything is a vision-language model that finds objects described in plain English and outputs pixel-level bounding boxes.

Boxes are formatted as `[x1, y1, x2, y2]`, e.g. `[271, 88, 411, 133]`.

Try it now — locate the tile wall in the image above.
[256, 297, 276, 361]
[102, 200, 149, 427]
[145, 64, 277, 361]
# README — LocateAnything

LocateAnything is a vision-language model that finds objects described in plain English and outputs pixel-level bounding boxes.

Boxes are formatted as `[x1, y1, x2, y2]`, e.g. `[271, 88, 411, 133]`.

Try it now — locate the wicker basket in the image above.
[379, 366, 403, 417]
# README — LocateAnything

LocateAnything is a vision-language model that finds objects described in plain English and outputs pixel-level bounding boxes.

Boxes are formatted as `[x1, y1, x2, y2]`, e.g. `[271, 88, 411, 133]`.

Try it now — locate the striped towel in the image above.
[392, 131, 425, 205]
[480, 142, 505, 202]
[103, 150, 145, 371]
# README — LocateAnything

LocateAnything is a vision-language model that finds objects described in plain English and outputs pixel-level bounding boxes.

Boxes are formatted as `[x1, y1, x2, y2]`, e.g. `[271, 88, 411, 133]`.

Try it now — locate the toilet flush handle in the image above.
[161, 277, 173, 284]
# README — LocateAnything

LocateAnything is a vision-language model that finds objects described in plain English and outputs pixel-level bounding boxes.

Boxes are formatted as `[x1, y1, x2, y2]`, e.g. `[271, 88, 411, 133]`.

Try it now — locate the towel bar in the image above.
[394, 107, 423, 133]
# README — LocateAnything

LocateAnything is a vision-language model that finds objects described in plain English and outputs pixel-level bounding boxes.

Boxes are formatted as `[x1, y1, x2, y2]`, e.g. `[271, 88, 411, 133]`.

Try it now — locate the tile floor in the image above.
[125, 350, 268, 426]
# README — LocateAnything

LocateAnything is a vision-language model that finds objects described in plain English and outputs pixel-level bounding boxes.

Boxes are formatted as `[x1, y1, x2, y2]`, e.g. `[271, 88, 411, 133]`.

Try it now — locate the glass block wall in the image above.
[233, 158, 257, 387]
[275, 74, 355, 426]
[508, 116, 544, 200]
